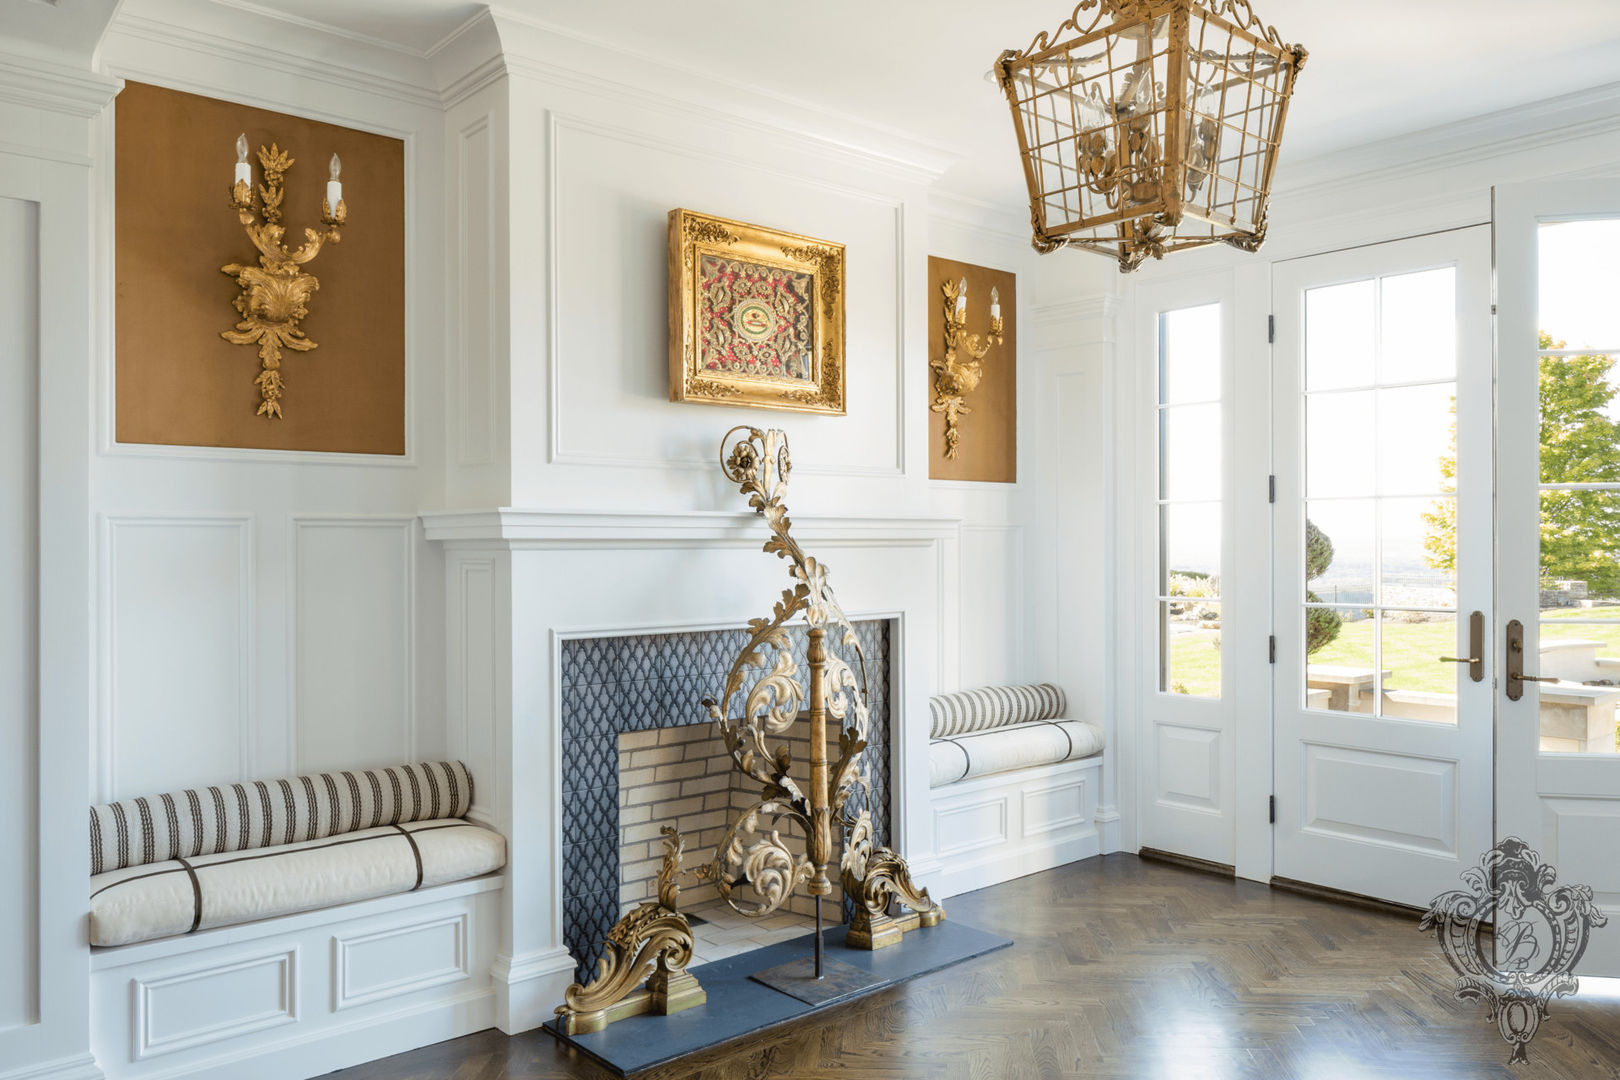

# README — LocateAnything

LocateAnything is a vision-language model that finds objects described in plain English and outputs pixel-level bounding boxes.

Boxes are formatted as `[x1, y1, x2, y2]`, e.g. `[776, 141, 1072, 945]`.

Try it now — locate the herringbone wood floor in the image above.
[330, 855, 1620, 1079]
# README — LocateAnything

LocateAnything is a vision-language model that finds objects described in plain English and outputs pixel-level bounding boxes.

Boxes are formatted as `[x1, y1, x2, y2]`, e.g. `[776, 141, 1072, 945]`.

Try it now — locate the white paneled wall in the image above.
[99, 516, 253, 797]
[0, 193, 40, 1038]
[291, 517, 417, 773]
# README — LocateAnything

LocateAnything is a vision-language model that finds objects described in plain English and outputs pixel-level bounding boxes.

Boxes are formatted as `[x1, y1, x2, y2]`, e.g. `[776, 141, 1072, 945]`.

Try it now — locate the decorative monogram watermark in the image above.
[1422, 838, 1607, 1064]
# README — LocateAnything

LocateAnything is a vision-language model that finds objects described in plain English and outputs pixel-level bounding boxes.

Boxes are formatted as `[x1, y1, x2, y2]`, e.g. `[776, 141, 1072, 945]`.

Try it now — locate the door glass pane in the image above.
[1302, 268, 1459, 720]
[1158, 303, 1222, 699]
[1306, 392, 1375, 497]
[1380, 268, 1456, 382]
[1379, 611, 1459, 723]
[1162, 600, 1221, 697]
[1305, 605, 1374, 713]
[1306, 280, 1374, 390]
[1383, 496, 1455, 607]
[1539, 221, 1620, 352]
[1532, 220, 1620, 755]
[1161, 304, 1222, 403]
[1377, 384, 1455, 495]
[1161, 403, 1222, 500]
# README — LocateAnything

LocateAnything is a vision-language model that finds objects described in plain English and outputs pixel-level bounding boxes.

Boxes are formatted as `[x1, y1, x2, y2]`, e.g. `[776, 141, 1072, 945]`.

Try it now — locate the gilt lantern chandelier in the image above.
[997, 0, 1307, 272]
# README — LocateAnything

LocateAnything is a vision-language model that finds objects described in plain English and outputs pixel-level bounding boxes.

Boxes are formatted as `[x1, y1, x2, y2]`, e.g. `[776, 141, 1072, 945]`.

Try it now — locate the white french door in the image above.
[1496, 182, 1620, 974]
[1271, 229, 1494, 908]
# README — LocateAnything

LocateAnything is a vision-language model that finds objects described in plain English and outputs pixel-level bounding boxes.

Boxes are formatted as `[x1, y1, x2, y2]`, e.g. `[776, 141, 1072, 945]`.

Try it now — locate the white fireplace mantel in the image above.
[419, 507, 962, 546]
[425, 503, 958, 1036]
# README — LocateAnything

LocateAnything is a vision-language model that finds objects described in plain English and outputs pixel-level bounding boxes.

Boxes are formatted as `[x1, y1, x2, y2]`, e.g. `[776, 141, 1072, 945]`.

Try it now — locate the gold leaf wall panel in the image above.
[115, 82, 405, 454]
[927, 256, 1016, 482]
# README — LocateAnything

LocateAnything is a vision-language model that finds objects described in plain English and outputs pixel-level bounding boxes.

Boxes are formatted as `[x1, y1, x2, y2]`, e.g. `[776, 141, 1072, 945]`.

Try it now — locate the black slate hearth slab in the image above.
[543, 921, 1012, 1077]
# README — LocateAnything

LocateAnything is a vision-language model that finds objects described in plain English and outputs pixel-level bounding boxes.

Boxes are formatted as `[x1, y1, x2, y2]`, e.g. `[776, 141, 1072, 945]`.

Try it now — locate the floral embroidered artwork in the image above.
[698, 255, 815, 383]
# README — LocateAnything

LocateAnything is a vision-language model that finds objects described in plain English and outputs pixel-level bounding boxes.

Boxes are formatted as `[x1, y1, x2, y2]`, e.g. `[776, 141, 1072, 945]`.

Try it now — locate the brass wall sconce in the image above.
[221, 134, 349, 419]
[930, 277, 1003, 459]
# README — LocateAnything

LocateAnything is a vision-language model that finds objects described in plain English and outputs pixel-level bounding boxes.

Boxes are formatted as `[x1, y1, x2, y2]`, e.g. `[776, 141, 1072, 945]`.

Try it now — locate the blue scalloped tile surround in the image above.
[560, 620, 893, 983]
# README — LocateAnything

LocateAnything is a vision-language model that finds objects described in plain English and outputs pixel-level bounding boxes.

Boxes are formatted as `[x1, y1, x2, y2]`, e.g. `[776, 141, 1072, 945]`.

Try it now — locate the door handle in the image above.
[1505, 618, 1557, 700]
[1438, 610, 1484, 683]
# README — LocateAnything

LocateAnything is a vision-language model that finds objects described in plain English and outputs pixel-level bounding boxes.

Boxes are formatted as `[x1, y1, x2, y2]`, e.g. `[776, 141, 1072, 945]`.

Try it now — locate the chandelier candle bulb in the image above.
[233, 133, 250, 187]
[326, 153, 342, 212]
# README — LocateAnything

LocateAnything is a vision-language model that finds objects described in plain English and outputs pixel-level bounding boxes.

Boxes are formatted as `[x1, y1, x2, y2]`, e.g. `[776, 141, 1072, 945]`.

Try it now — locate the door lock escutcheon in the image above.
[1439, 610, 1485, 684]
[1505, 618, 1557, 701]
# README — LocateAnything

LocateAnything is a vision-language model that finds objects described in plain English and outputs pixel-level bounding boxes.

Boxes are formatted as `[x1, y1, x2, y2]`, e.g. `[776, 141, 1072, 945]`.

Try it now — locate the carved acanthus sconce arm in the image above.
[221, 136, 349, 420]
[930, 276, 1003, 460]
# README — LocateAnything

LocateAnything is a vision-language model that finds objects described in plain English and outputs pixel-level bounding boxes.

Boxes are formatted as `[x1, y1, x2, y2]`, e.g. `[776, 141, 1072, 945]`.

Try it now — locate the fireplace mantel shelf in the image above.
[419, 507, 961, 546]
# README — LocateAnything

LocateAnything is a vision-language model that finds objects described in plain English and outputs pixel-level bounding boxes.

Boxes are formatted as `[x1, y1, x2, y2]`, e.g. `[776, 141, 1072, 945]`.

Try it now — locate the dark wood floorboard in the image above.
[326, 854, 1620, 1079]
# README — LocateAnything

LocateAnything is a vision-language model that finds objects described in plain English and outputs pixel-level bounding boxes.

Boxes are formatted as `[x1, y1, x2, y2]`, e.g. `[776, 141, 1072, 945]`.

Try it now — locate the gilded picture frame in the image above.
[667, 208, 846, 415]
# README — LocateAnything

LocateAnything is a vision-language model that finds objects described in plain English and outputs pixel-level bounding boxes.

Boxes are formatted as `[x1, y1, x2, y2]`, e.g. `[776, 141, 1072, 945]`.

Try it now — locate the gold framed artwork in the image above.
[928, 256, 1016, 482]
[667, 208, 846, 415]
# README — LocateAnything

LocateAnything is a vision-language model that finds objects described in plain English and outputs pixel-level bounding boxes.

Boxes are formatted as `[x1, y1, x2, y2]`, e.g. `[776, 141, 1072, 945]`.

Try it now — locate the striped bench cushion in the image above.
[89, 819, 505, 948]
[928, 684, 1067, 738]
[89, 761, 473, 876]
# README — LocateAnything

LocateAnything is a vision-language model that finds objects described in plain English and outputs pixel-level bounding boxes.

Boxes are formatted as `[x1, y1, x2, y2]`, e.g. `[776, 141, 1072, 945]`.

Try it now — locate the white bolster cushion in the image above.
[89, 819, 505, 948]
[929, 718, 1105, 787]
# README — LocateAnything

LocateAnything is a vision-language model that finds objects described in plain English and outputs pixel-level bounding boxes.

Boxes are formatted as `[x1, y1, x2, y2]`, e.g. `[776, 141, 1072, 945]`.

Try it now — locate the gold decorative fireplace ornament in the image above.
[996, 0, 1306, 271]
[221, 135, 349, 418]
[931, 276, 1004, 460]
[554, 427, 943, 1035]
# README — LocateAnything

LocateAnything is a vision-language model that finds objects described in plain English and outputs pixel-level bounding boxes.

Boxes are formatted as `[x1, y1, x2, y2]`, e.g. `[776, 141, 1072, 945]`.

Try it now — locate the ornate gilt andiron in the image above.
[931, 276, 1003, 459]
[221, 135, 348, 419]
[553, 427, 943, 1035]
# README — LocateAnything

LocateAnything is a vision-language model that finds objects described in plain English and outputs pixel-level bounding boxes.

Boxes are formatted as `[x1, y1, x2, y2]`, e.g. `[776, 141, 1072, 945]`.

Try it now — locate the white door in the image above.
[1272, 229, 1494, 907]
[1496, 182, 1620, 973]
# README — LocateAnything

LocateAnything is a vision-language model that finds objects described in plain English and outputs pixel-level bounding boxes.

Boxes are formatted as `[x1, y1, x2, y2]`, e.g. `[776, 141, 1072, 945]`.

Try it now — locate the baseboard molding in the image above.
[929, 830, 1101, 900]
[0, 1054, 106, 1080]
[491, 946, 576, 1035]
[1269, 876, 1434, 922]
[1137, 847, 1237, 878]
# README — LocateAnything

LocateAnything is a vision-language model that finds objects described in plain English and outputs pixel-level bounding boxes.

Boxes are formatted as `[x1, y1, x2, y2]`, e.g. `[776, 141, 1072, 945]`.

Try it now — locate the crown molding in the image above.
[0, 45, 121, 118]
[419, 507, 960, 547]
[104, 0, 443, 112]
[928, 189, 1033, 246]
[482, 8, 958, 186]
[1280, 78, 1620, 204]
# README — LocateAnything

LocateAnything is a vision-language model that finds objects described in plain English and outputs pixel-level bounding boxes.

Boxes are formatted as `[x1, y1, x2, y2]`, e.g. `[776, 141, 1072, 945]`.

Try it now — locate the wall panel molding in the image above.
[289, 515, 417, 774]
[455, 113, 496, 467]
[133, 946, 298, 1060]
[333, 912, 469, 1011]
[542, 109, 907, 479]
[98, 514, 255, 800]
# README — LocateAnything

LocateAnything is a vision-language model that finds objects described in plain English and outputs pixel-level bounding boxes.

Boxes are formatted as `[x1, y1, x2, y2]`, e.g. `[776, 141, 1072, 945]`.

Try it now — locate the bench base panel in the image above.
[927, 757, 1104, 899]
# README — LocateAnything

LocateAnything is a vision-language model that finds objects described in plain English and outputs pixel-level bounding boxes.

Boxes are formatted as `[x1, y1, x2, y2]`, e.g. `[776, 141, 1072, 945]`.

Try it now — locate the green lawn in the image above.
[1166, 605, 1620, 698]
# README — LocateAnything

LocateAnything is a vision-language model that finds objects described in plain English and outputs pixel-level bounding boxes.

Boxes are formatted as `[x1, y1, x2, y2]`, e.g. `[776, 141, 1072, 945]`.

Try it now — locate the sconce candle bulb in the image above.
[990, 286, 1001, 322]
[955, 277, 967, 316]
[326, 153, 343, 215]
[233, 133, 251, 187]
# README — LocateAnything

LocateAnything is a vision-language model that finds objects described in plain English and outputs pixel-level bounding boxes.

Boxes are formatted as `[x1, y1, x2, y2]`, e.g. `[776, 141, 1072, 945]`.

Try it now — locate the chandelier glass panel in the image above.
[997, 0, 1306, 271]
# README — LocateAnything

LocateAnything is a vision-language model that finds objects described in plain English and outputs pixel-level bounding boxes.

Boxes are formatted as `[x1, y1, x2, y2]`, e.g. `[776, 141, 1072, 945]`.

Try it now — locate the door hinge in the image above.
[1269, 635, 1277, 663]
[1268, 474, 1276, 503]
[1267, 314, 1275, 344]
[1269, 795, 1276, 824]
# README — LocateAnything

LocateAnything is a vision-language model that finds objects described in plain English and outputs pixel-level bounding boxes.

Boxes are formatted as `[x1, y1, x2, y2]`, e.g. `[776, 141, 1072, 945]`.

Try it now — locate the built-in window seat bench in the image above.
[87, 761, 507, 1080]
[926, 685, 1105, 898]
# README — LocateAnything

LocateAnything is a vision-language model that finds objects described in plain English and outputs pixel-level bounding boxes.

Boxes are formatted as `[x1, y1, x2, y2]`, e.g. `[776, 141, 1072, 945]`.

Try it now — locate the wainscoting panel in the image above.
[292, 518, 415, 773]
[547, 115, 903, 478]
[333, 912, 469, 1011]
[1301, 743, 1458, 857]
[1545, 797, 1620, 908]
[133, 947, 298, 1060]
[0, 194, 39, 1034]
[934, 797, 1009, 858]
[103, 516, 254, 798]
[456, 115, 495, 468]
[959, 525, 1025, 688]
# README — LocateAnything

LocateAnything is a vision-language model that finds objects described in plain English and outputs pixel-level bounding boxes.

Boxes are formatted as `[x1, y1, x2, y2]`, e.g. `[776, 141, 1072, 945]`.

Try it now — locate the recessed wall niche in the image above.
[114, 81, 405, 454]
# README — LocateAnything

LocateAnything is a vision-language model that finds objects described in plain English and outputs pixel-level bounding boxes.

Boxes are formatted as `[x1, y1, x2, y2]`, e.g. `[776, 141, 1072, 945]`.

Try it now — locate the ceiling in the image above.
[239, 0, 1620, 205]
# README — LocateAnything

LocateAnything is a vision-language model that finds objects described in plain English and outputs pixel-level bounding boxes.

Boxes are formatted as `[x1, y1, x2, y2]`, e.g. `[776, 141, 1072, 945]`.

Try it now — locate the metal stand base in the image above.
[748, 952, 882, 1007]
